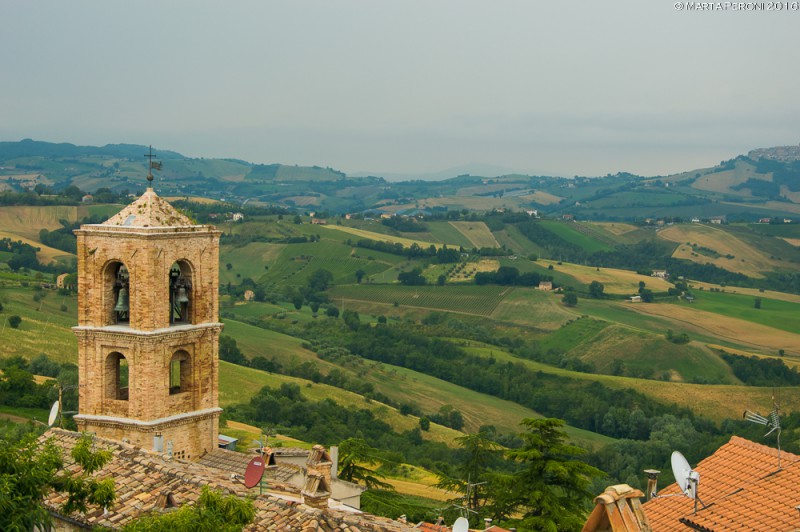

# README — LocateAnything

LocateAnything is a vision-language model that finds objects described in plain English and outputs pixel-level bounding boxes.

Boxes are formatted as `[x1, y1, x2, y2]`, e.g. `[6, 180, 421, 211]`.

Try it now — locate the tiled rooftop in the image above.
[643, 436, 800, 531]
[42, 429, 412, 531]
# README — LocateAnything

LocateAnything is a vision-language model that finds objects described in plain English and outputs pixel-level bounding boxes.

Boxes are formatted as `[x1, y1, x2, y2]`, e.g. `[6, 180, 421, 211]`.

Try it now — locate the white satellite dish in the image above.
[671, 451, 699, 500]
[452, 517, 470, 532]
[48, 401, 60, 427]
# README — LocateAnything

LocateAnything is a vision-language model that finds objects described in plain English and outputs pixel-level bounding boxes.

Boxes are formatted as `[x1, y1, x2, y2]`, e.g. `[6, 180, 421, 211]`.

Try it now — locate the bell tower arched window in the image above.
[105, 261, 130, 325]
[105, 352, 129, 401]
[169, 350, 191, 395]
[169, 261, 193, 325]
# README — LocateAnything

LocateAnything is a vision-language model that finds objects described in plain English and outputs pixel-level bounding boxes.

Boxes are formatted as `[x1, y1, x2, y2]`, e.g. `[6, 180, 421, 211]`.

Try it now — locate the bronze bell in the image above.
[114, 287, 130, 313]
[176, 286, 190, 304]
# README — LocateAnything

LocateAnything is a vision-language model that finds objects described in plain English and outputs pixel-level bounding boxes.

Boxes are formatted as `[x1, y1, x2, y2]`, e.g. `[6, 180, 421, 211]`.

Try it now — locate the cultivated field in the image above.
[625, 301, 800, 354]
[319, 225, 446, 249]
[658, 224, 781, 278]
[0, 287, 78, 363]
[690, 163, 763, 196]
[446, 259, 499, 282]
[591, 222, 639, 236]
[538, 259, 672, 294]
[328, 284, 514, 317]
[0, 231, 72, 263]
[448, 221, 499, 248]
[489, 288, 575, 330]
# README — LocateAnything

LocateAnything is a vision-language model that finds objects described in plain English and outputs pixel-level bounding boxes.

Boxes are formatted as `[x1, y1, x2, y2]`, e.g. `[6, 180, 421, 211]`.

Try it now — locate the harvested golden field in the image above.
[284, 195, 321, 207]
[690, 163, 763, 195]
[779, 185, 800, 203]
[658, 224, 778, 278]
[540, 259, 672, 294]
[0, 230, 73, 263]
[592, 222, 639, 235]
[163, 196, 221, 204]
[320, 225, 445, 249]
[448, 259, 499, 282]
[519, 190, 563, 205]
[625, 303, 800, 353]
[688, 281, 800, 304]
[384, 477, 451, 502]
[782, 238, 800, 247]
[0, 205, 85, 240]
[385, 195, 534, 213]
[449, 221, 499, 248]
[722, 200, 800, 215]
[490, 288, 575, 330]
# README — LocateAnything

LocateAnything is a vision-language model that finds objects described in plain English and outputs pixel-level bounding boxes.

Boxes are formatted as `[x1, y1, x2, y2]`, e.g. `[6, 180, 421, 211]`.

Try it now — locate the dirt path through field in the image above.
[0, 412, 29, 423]
[623, 303, 800, 353]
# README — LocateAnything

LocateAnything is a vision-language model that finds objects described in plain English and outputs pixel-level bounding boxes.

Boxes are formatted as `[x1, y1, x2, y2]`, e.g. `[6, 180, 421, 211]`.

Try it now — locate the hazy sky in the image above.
[2, 1, 799, 177]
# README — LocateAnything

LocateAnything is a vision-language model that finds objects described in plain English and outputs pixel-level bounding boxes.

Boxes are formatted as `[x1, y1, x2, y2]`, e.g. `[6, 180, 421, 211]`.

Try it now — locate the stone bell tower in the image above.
[73, 187, 222, 460]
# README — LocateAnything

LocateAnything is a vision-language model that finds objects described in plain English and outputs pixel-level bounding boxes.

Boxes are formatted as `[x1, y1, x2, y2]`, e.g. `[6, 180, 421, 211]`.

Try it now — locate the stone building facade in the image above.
[73, 188, 223, 460]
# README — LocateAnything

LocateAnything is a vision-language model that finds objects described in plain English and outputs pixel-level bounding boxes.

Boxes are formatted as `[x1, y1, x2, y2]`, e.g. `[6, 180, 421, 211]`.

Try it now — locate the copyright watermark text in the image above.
[675, 1, 799, 9]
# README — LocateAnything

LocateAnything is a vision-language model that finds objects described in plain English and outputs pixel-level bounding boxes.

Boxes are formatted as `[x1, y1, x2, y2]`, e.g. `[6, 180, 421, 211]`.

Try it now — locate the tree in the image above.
[355, 269, 366, 284]
[437, 274, 446, 286]
[500, 418, 602, 531]
[219, 336, 247, 365]
[8, 315, 22, 328]
[419, 417, 430, 431]
[589, 280, 604, 299]
[308, 269, 333, 293]
[754, 297, 762, 309]
[437, 429, 502, 515]
[0, 433, 116, 532]
[123, 486, 254, 532]
[342, 309, 361, 331]
[640, 289, 654, 303]
[326, 306, 340, 318]
[336, 438, 393, 490]
[562, 293, 578, 307]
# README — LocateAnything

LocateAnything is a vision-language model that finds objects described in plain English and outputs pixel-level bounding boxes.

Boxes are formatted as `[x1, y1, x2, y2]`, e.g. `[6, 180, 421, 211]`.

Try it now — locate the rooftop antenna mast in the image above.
[744, 390, 782, 469]
[144, 145, 162, 185]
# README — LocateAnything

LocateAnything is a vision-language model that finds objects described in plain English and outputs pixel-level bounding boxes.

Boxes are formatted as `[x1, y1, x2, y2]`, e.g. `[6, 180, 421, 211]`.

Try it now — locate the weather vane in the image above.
[144, 145, 162, 184]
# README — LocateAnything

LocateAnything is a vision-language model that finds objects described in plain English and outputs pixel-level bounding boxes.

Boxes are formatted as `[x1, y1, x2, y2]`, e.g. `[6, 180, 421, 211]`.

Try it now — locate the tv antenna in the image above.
[670, 451, 705, 513]
[144, 145, 162, 184]
[744, 392, 782, 469]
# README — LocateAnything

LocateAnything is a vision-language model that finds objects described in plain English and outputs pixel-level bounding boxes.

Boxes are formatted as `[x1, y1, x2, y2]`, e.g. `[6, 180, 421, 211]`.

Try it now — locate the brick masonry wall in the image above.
[74, 213, 222, 461]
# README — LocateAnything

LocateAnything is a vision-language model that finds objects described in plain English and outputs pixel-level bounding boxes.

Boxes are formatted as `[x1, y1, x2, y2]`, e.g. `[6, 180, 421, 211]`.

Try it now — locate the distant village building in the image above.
[537, 281, 553, 291]
[562, 214, 574, 221]
[651, 270, 668, 279]
[758, 217, 771, 224]
[311, 218, 328, 225]
[525, 209, 539, 217]
[81, 194, 93, 204]
[56, 273, 70, 289]
[232, 212, 244, 222]
[709, 216, 725, 224]
[691, 217, 701, 223]
[628, 295, 642, 303]
[243, 289, 255, 301]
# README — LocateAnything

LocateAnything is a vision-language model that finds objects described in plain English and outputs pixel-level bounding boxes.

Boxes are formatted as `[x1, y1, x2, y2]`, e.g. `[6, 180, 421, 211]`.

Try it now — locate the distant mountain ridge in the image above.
[1, 138, 799, 221]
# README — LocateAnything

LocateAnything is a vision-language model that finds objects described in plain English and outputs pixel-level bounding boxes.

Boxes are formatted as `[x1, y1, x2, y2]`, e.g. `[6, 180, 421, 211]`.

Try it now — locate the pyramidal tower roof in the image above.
[102, 188, 195, 228]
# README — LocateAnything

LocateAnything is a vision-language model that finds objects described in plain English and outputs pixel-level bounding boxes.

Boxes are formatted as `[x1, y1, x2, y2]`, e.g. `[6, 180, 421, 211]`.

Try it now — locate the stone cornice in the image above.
[75, 226, 222, 238]
[75, 407, 222, 432]
[73, 323, 223, 341]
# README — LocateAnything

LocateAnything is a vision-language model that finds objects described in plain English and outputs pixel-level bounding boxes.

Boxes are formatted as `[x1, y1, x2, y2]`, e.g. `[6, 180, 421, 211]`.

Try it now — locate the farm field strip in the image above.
[319, 225, 447, 249]
[0, 230, 74, 263]
[624, 301, 800, 354]
[328, 284, 513, 317]
[538, 259, 672, 294]
[658, 224, 781, 278]
[448, 221, 500, 248]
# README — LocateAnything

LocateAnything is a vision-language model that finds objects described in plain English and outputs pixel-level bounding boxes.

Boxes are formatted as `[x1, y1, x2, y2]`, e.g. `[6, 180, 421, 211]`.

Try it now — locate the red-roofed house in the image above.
[643, 436, 800, 531]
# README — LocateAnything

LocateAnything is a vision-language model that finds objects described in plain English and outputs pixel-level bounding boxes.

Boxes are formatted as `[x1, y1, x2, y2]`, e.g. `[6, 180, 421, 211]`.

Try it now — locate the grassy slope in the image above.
[0, 287, 78, 363]
[462, 345, 799, 423]
[448, 221, 500, 248]
[538, 259, 673, 295]
[538, 220, 614, 253]
[219, 317, 607, 443]
[677, 290, 800, 334]
[218, 361, 461, 446]
[658, 224, 783, 278]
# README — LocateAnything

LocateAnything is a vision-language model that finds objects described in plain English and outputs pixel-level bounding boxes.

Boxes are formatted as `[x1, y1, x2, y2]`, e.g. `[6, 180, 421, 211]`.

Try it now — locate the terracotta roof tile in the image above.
[41, 429, 412, 531]
[643, 436, 800, 531]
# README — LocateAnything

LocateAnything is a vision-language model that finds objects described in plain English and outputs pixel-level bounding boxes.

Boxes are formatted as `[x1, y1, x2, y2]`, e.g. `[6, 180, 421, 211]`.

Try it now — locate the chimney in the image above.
[302, 445, 333, 509]
[330, 445, 339, 479]
[484, 518, 492, 529]
[644, 469, 661, 500]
